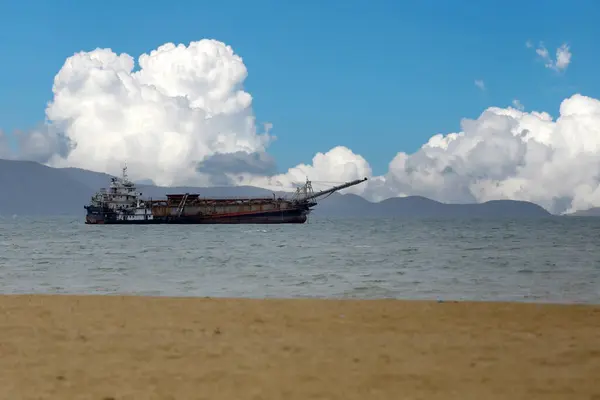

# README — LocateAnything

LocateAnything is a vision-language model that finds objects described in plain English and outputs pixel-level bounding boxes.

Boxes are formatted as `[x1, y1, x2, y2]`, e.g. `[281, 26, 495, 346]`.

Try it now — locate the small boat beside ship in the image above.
[84, 166, 367, 224]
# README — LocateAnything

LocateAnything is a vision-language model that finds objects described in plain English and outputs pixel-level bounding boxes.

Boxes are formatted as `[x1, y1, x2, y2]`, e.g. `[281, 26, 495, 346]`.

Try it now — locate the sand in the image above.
[0, 295, 598, 400]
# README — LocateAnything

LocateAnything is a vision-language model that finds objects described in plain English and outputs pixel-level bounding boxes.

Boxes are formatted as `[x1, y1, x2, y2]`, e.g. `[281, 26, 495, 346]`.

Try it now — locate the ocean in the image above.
[0, 215, 598, 304]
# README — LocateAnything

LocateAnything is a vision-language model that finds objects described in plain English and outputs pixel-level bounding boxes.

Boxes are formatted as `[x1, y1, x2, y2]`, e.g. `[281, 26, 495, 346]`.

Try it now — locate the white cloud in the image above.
[555, 44, 572, 71]
[5, 38, 600, 215]
[238, 146, 373, 196]
[27, 40, 274, 186]
[530, 41, 572, 72]
[474, 79, 485, 91]
[369, 94, 600, 214]
[512, 99, 524, 111]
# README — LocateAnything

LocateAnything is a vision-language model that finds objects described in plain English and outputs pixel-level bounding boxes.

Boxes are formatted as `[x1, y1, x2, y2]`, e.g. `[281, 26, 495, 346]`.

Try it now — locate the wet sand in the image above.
[0, 295, 598, 399]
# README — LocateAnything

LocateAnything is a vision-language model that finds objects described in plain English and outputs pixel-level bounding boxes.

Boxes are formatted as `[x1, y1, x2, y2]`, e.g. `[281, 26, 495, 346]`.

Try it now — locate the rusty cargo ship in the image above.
[84, 166, 367, 224]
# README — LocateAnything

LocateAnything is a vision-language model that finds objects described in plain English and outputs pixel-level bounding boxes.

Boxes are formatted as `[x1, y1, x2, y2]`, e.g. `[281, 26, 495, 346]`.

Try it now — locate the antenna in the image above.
[122, 161, 129, 182]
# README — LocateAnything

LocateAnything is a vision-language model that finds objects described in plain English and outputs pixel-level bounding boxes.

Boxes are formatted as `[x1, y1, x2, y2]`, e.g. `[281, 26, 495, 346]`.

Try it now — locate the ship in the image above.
[84, 166, 368, 224]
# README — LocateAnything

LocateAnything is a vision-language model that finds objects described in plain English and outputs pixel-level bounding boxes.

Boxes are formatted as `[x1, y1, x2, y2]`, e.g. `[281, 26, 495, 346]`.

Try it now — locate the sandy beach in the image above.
[0, 295, 598, 399]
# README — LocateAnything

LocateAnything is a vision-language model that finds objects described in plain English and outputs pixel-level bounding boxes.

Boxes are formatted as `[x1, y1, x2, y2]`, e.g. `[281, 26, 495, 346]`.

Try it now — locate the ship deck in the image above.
[146, 194, 289, 206]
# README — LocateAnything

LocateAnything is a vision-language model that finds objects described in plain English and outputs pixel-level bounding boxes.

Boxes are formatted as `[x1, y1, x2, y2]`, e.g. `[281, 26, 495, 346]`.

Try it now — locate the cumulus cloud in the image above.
[14, 125, 73, 163]
[529, 41, 572, 72]
[512, 99, 524, 111]
[196, 151, 277, 186]
[371, 94, 600, 214]
[4, 38, 600, 214]
[474, 79, 485, 91]
[27, 40, 274, 186]
[237, 146, 373, 196]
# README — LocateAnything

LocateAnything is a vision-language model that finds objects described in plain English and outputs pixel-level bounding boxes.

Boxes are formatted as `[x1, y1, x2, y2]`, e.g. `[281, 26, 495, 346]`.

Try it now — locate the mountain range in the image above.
[0, 158, 567, 218]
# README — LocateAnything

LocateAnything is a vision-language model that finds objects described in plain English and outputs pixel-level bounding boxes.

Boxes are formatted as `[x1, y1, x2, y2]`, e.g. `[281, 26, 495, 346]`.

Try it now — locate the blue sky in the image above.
[1, 0, 599, 175]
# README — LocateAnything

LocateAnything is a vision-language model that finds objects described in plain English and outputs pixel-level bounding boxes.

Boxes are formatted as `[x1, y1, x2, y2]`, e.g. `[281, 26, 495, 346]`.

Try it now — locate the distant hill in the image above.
[0, 160, 94, 216]
[310, 193, 551, 218]
[0, 158, 552, 218]
[59, 167, 115, 190]
[564, 207, 600, 217]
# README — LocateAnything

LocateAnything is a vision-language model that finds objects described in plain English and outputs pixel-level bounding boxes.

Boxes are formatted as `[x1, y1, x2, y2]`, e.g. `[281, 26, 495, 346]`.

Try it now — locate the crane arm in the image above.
[301, 177, 368, 201]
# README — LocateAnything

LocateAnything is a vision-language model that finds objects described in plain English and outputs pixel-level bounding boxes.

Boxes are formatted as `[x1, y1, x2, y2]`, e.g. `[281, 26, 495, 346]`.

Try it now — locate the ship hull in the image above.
[85, 208, 308, 225]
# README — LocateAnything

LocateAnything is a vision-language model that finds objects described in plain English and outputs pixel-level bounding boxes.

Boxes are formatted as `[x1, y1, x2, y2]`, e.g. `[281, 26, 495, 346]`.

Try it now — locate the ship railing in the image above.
[144, 196, 285, 203]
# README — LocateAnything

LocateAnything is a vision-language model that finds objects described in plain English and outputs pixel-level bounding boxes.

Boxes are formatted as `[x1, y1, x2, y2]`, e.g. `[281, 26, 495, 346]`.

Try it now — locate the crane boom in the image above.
[294, 177, 368, 202]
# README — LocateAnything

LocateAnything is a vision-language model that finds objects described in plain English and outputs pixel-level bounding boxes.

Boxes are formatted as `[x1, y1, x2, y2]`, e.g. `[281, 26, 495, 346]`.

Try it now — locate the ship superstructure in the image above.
[84, 166, 153, 224]
[84, 166, 367, 224]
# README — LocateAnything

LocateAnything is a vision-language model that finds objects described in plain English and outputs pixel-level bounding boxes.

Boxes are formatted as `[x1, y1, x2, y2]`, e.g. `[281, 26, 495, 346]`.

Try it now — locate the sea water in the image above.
[0, 215, 598, 303]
